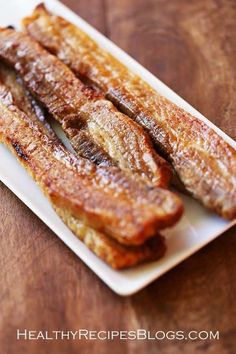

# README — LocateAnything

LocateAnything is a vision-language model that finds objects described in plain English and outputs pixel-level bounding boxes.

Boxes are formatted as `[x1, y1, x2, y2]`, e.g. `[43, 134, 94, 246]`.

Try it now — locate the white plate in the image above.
[0, 0, 235, 296]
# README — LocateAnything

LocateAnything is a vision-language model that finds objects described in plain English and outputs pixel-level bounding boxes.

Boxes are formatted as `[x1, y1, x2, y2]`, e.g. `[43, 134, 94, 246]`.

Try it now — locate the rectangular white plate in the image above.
[0, 0, 235, 296]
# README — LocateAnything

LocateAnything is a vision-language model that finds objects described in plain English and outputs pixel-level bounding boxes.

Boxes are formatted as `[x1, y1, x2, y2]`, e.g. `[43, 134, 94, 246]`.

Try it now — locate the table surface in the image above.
[0, 0, 236, 353]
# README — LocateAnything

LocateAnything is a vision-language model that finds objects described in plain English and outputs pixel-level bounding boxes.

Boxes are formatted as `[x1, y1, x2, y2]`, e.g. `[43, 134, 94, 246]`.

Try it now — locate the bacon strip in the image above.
[1, 29, 171, 189]
[23, 4, 236, 219]
[0, 67, 183, 246]
[0, 62, 166, 268]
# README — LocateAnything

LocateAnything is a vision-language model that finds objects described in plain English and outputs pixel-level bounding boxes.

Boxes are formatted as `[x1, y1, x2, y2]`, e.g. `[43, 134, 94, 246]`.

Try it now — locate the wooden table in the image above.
[0, 0, 235, 353]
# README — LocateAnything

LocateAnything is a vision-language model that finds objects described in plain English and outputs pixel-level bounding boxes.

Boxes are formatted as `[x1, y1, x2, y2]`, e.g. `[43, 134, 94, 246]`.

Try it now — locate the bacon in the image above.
[23, 4, 236, 219]
[0, 63, 183, 246]
[0, 62, 166, 268]
[1, 28, 171, 189]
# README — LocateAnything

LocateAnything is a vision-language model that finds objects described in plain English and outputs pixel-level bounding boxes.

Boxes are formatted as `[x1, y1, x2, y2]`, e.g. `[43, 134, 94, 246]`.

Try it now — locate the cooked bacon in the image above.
[0, 29, 171, 189]
[0, 62, 55, 135]
[54, 205, 166, 269]
[23, 4, 236, 219]
[0, 62, 166, 268]
[0, 74, 183, 246]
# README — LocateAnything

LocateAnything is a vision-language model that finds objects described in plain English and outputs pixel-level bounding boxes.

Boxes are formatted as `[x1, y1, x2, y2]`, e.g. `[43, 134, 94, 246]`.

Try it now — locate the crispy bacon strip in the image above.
[54, 206, 166, 269]
[0, 30, 171, 189]
[23, 4, 236, 219]
[0, 74, 183, 246]
[0, 62, 166, 268]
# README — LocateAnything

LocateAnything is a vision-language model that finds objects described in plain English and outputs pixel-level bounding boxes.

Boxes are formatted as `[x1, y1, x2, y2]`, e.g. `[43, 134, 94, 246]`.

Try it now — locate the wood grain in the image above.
[0, 0, 235, 353]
